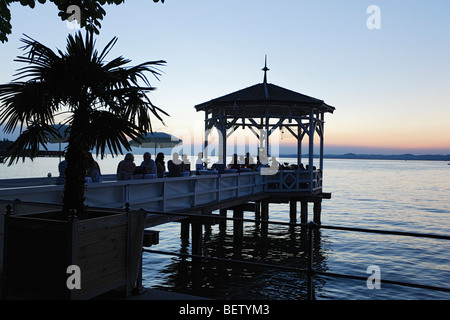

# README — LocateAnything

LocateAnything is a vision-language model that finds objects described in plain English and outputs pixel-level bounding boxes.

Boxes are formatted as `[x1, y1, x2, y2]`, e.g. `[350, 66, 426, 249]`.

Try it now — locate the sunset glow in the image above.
[1, 1, 449, 155]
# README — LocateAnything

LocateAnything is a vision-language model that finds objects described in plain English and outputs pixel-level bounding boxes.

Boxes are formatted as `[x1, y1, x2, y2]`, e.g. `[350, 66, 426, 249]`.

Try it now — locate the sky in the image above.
[0, 0, 449, 155]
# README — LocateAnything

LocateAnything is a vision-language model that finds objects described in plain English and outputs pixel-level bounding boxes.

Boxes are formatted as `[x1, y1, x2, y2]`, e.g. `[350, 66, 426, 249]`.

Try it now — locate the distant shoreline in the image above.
[281, 153, 450, 162]
[2, 140, 449, 162]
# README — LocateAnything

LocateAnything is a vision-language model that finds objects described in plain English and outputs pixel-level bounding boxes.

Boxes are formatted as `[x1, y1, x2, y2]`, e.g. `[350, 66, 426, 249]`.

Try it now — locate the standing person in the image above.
[86, 152, 102, 183]
[245, 152, 255, 170]
[116, 153, 136, 180]
[140, 152, 157, 175]
[229, 153, 240, 171]
[155, 152, 165, 178]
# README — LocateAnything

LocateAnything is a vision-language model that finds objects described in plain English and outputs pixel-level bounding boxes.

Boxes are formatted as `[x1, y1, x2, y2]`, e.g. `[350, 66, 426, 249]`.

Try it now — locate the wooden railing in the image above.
[0, 172, 266, 212]
[90, 172, 267, 212]
[0, 169, 322, 212]
[267, 169, 322, 193]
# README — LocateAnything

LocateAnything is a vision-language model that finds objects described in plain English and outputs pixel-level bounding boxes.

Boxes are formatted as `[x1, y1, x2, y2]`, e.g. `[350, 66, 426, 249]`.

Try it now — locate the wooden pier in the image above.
[0, 62, 336, 299]
[0, 170, 329, 225]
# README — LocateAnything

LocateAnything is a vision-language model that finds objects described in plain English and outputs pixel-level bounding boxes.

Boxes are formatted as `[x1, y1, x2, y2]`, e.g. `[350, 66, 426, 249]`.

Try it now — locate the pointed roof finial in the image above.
[262, 55, 269, 84]
[262, 55, 270, 99]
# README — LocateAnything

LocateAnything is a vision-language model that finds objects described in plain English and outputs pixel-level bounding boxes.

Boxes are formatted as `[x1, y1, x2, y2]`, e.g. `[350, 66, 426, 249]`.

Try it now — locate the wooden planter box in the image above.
[2, 208, 145, 300]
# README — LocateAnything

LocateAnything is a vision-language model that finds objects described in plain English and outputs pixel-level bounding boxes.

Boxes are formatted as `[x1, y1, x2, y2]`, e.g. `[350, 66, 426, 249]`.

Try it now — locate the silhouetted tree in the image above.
[0, 0, 165, 43]
[0, 31, 168, 217]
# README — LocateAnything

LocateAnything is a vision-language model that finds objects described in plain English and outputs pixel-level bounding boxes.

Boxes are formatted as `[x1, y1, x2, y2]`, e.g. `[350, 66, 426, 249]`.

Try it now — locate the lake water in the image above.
[1, 156, 449, 300]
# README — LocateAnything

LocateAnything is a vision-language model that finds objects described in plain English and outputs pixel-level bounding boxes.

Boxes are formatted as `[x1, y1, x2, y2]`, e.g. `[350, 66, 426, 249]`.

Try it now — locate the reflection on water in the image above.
[2, 157, 450, 299]
[144, 221, 328, 300]
[143, 217, 450, 300]
[138, 159, 450, 300]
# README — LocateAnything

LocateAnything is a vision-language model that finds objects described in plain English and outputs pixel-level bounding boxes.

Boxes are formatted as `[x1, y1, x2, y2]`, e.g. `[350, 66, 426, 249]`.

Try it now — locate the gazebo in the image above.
[195, 57, 335, 192]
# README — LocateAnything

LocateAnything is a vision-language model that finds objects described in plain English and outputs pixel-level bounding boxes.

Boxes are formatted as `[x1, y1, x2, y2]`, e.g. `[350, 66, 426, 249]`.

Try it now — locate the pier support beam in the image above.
[260, 201, 269, 237]
[203, 210, 212, 240]
[181, 220, 190, 246]
[233, 207, 244, 243]
[289, 199, 297, 223]
[301, 201, 308, 224]
[219, 208, 227, 231]
[261, 201, 269, 221]
[313, 201, 322, 224]
[255, 202, 261, 221]
[191, 219, 202, 256]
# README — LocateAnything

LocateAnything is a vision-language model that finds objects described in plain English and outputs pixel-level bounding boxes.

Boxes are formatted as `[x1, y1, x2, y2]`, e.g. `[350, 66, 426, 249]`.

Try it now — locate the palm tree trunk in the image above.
[62, 145, 88, 218]
[62, 111, 90, 218]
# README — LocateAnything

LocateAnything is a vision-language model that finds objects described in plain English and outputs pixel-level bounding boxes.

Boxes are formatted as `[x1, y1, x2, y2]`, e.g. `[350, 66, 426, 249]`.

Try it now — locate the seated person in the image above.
[86, 152, 102, 183]
[117, 153, 136, 180]
[256, 153, 269, 171]
[181, 153, 191, 172]
[196, 152, 204, 171]
[167, 152, 183, 177]
[270, 156, 280, 171]
[155, 152, 165, 178]
[239, 155, 245, 168]
[137, 152, 157, 177]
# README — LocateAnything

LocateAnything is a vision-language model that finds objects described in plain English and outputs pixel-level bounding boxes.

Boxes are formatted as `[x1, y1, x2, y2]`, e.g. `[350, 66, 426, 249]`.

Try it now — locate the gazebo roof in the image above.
[195, 57, 335, 118]
[194, 82, 335, 114]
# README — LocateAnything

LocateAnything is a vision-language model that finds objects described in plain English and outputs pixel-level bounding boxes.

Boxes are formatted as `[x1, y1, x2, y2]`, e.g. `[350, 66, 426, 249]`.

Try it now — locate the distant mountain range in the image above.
[2, 139, 449, 161]
[281, 153, 450, 161]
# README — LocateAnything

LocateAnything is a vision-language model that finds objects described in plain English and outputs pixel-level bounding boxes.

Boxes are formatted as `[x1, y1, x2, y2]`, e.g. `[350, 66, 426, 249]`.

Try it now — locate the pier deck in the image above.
[0, 169, 328, 221]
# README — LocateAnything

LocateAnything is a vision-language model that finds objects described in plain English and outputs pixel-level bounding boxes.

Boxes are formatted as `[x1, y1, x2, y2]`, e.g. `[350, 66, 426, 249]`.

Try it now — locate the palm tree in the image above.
[0, 31, 168, 218]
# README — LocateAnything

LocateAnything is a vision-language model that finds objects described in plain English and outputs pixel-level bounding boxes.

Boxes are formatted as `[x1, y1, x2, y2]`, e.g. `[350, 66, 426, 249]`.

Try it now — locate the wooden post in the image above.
[261, 201, 269, 221]
[181, 220, 190, 245]
[254, 202, 261, 228]
[301, 201, 308, 224]
[297, 120, 302, 166]
[320, 112, 325, 172]
[308, 109, 315, 192]
[1, 204, 12, 299]
[255, 202, 261, 220]
[306, 222, 316, 300]
[203, 210, 212, 240]
[191, 219, 202, 256]
[233, 207, 244, 242]
[219, 208, 227, 231]
[313, 201, 322, 224]
[261, 201, 269, 237]
[289, 199, 297, 223]
[204, 111, 209, 166]
[219, 111, 227, 166]
[190, 220, 202, 284]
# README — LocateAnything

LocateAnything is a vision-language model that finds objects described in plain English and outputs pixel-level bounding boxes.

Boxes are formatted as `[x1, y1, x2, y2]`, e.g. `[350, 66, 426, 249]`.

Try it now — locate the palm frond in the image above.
[0, 81, 58, 134]
[0, 31, 169, 164]
[97, 35, 118, 63]
[81, 110, 142, 157]
[3, 122, 54, 165]
[105, 59, 166, 89]
[13, 34, 61, 82]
